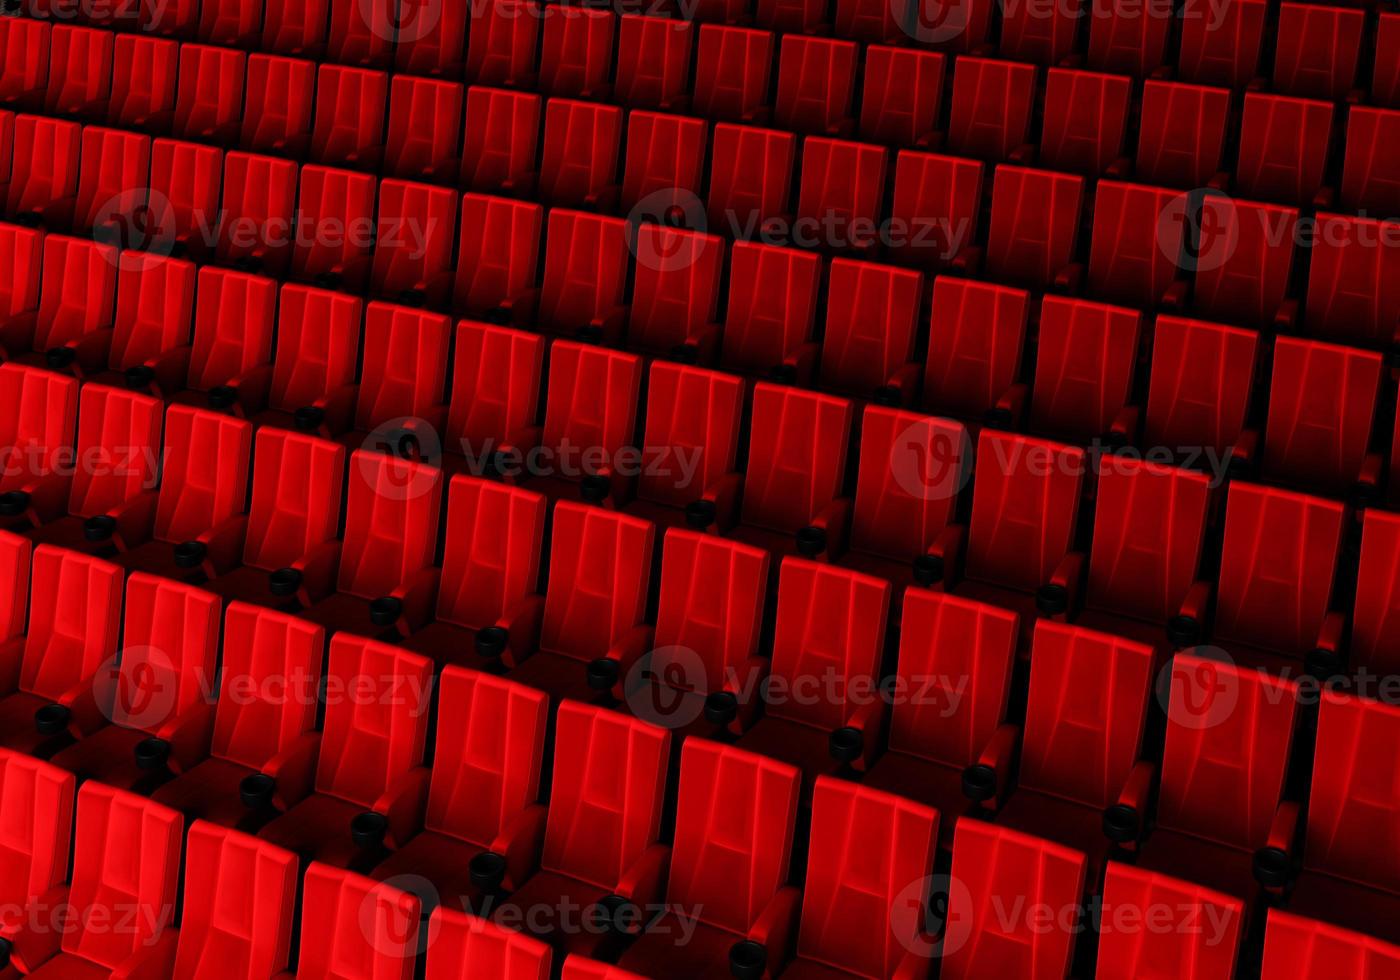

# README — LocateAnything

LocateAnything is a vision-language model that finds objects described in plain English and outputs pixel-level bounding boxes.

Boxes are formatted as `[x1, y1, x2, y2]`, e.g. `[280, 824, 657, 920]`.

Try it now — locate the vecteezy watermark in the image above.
[0, 443, 160, 489]
[0, 898, 174, 942]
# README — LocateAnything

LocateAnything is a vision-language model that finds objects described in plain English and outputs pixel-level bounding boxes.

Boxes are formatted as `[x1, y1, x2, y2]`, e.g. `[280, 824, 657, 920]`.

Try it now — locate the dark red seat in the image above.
[888, 150, 983, 270]
[984, 165, 1083, 289]
[198, 0, 264, 46]
[625, 226, 722, 358]
[1191, 198, 1299, 329]
[1000, 0, 1081, 64]
[3, 115, 78, 226]
[385, 76, 463, 181]
[1143, 315, 1259, 461]
[73, 126, 150, 236]
[94, 251, 196, 399]
[1303, 214, 1400, 350]
[1135, 81, 1230, 190]
[397, 0, 469, 77]
[2, 235, 116, 374]
[254, 283, 363, 436]
[1273, 2, 1363, 100]
[0, 18, 49, 112]
[817, 258, 920, 400]
[1039, 69, 1131, 177]
[179, 266, 276, 415]
[614, 15, 693, 111]
[370, 179, 458, 306]
[460, 87, 541, 195]
[1236, 93, 1333, 207]
[310, 65, 388, 170]
[0, 363, 77, 527]
[620, 111, 706, 217]
[44, 26, 112, 120]
[1086, 0, 1172, 76]
[718, 241, 820, 379]
[537, 212, 630, 342]
[1177, 0, 1265, 88]
[465, 0, 540, 88]
[945, 57, 1035, 162]
[215, 152, 297, 275]
[1351, 509, 1400, 680]
[0, 749, 74, 974]
[707, 124, 796, 236]
[1378, 13, 1400, 109]
[693, 25, 774, 123]
[1262, 911, 1400, 978]
[1340, 107, 1400, 218]
[858, 46, 945, 148]
[923, 277, 1030, 423]
[341, 302, 451, 448]
[539, 5, 616, 100]
[1085, 181, 1189, 308]
[173, 43, 245, 144]
[148, 137, 223, 261]
[258, 634, 433, 866]
[263, 0, 330, 58]
[774, 35, 857, 136]
[327, 0, 394, 67]
[454, 194, 543, 320]
[289, 164, 376, 290]
[444, 320, 545, 465]
[538, 99, 621, 209]
[1028, 296, 1143, 443]
[1095, 864, 1245, 978]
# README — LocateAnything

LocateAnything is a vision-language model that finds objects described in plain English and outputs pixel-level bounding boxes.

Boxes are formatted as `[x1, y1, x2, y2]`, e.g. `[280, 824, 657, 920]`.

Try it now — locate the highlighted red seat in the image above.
[614, 15, 693, 111]
[258, 635, 432, 866]
[946, 57, 1035, 162]
[619, 740, 801, 978]
[158, 824, 300, 980]
[110, 405, 252, 581]
[0, 750, 74, 974]
[1095, 865, 1244, 978]
[1135, 81, 1230, 190]
[774, 35, 857, 136]
[817, 258, 920, 400]
[984, 165, 1083, 289]
[735, 558, 890, 786]
[310, 65, 388, 170]
[490, 702, 669, 955]
[538, 99, 621, 209]
[453, 194, 542, 321]
[385, 76, 463, 181]
[460, 87, 541, 196]
[1273, 2, 1363, 101]
[8, 783, 181, 978]
[858, 46, 944, 148]
[253, 283, 363, 436]
[444, 320, 545, 464]
[888, 150, 982, 270]
[1039, 69, 1130, 177]
[863, 591, 1019, 849]
[992, 621, 1157, 883]
[923, 278, 1030, 424]
[941, 820, 1087, 980]
[49, 573, 220, 789]
[215, 152, 298, 275]
[1137, 653, 1299, 906]
[537, 212, 630, 341]
[693, 26, 774, 123]
[707, 124, 795, 236]
[298, 450, 443, 639]
[0, 545, 121, 755]
[401, 476, 546, 672]
[1143, 315, 1259, 460]
[371, 669, 549, 909]
[201, 428, 345, 610]
[1303, 214, 1400, 349]
[290, 164, 376, 290]
[150, 603, 323, 828]
[173, 43, 246, 144]
[504, 502, 655, 705]
[1262, 911, 1400, 978]
[1236, 94, 1333, 207]
[1028, 296, 1142, 442]
[718, 242, 820, 379]
[240, 55, 315, 156]
[540, 5, 615, 99]
[293, 865, 421, 979]
[731, 383, 853, 561]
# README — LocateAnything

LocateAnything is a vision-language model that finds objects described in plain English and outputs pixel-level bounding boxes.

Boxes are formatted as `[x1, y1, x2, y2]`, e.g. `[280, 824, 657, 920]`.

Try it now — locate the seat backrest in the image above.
[800, 779, 939, 979]
[173, 824, 299, 980]
[384, 75, 463, 181]
[1030, 296, 1142, 441]
[1087, 459, 1211, 623]
[173, 43, 245, 142]
[147, 137, 223, 247]
[1341, 106, 1400, 216]
[637, 362, 743, 509]
[154, 405, 252, 544]
[22, 546, 122, 704]
[426, 908, 551, 980]
[337, 451, 443, 599]
[693, 25, 774, 123]
[315, 635, 432, 808]
[371, 179, 458, 304]
[240, 53, 315, 154]
[0, 532, 26, 644]
[774, 36, 857, 135]
[851, 406, 968, 561]
[0, 749, 74, 911]
[296, 865, 420, 980]
[1214, 482, 1344, 658]
[538, 99, 621, 208]
[627, 226, 722, 355]
[1095, 864, 1244, 979]
[614, 15, 693, 111]
[74, 126, 150, 233]
[887, 149, 981, 269]
[1086, 181, 1186, 307]
[707, 124, 795, 234]
[1262, 336, 1381, 494]
[946, 57, 1035, 161]
[1304, 691, 1400, 895]
[465, 0, 539, 87]
[818, 258, 920, 398]
[985, 165, 1083, 288]
[6, 115, 79, 218]
[216, 151, 297, 273]
[268, 284, 362, 413]
[355, 303, 451, 432]
[1020, 621, 1155, 809]
[1192, 197, 1299, 329]
[768, 559, 889, 730]
[243, 429, 345, 572]
[309, 65, 388, 169]
[538, 211, 630, 333]
[540, 502, 655, 663]
[33, 235, 117, 352]
[942, 821, 1086, 980]
[460, 86, 540, 195]
[541, 340, 643, 465]
[437, 476, 545, 631]
[652, 530, 769, 699]
[1136, 80, 1230, 189]
[66, 783, 182, 969]
[262, 0, 330, 55]
[543, 701, 670, 890]
[858, 47, 945, 147]
[69, 384, 163, 519]
[212, 603, 324, 771]
[1000, 0, 1082, 65]
[924, 277, 1029, 419]
[1157, 654, 1298, 850]
[1086, 0, 1172, 76]
[0, 19, 49, 109]
[795, 137, 888, 235]
[111, 252, 195, 373]
[1039, 68, 1130, 176]
[446, 320, 545, 451]
[427, 668, 548, 848]
[1177, 0, 1264, 87]
[1303, 213, 1400, 350]
[719, 241, 820, 374]
[1352, 509, 1400, 679]
[1273, 2, 1362, 100]
[1144, 315, 1259, 458]
[538, 5, 615, 98]
[965, 431, 1084, 591]
[668, 740, 799, 934]
[113, 574, 220, 735]
[1236, 93, 1333, 206]
[0, 223, 42, 322]
[741, 383, 853, 533]
[619, 111, 706, 216]
[289, 164, 376, 285]
[1261, 911, 1400, 979]
[0, 362, 77, 495]
[453, 194, 542, 319]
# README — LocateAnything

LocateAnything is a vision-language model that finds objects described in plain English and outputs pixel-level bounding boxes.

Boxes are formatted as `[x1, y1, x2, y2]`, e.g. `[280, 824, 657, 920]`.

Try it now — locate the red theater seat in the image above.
[1351, 509, 1400, 680]
[693, 26, 774, 124]
[539, 5, 616, 100]
[73, 126, 149, 236]
[862, 590, 1019, 848]
[940, 820, 1087, 980]
[371, 669, 549, 908]
[1086, 0, 1172, 77]
[774, 36, 857, 136]
[385, 77, 463, 181]
[795, 138, 888, 254]
[538, 99, 622, 209]
[1176, 0, 1265, 88]
[0, 364, 77, 526]
[1085, 181, 1189, 308]
[44, 26, 112, 120]
[1095, 864, 1245, 977]
[1039, 69, 1131, 177]
[1000, 0, 1081, 65]
[1134, 81, 1230, 190]
[255, 283, 363, 436]
[173, 44, 246, 144]
[148, 138, 223, 261]
[3, 115, 78, 226]
[180, 266, 276, 414]
[110, 405, 252, 581]
[444, 320, 545, 463]
[215, 152, 298, 275]
[614, 15, 693, 112]
[1236, 94, 1334, 207]
[426, 907, 553, 978]
[0, 224, 40, 331]
[992, 621, 1157, 881]
[505, 502, 654, 704]
[1340, 107, 1400, 217]
[1142, 315, 1259, 460]
[817, 259, 919, 400]
[150, 603, 323, 827]
[454, 194, 543, 321]
[1028, 296, 1143, 443]
[258, 635, 432, 866]
[48, 573, 220, 788]
[263, 0, 330, 58]
[732, 383, 853, 560]
[1378, 13, 1400, 109]
[310, 65, 388, 170]
[198, 0, 263, 46]
[946, 57, 1035, 162]
[1262, 911, 1400, 979]
[858, 47, 944, 148]
[401, 476, 546, 672]
[1273, 2, 1363, 101]
[0, 545, 121, 755]
[10, 783, 181, 978]
[888, 150, 982, 270]
[298, 451, 443, 639]
[159, 824, 300, 980]
[735, 559, 890, 784]
[1303, 214, 1400, 350]
[465, 0, 540, 89]
[621, 111, 706, 217]
[341, 302, 451, 447]
[709, 124, 796, 240]
[625, 226, 722, 358]
[370, 179, 458, 307]
[619, 740, 800, 978]
[0, 18, 49, 112]
[984, 166, 1084, 289]
[3, 235, 116, 374]
[718, 242, 820, 379]
[0, 750, 74, 974]
[537, 212, 630, 341]
[96, 251, 196, 398]
[1192, 197, 1299, 329]
[1137, 653, 1300, 904]
[460, 87, 541, 195]
[290, 164, 376, 290]
[490, 702, 670, 955]
[923, 277, 1030, 423]
[397, 0, 469, 77]
[292, 865, 421, 980]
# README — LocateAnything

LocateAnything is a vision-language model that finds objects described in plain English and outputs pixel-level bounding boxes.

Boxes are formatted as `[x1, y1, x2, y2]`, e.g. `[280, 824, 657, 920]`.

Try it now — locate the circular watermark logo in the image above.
[358, 873, 438, 958]
[891, 873, 974, 959]
[359, 418, 444, 501]
[1155, 647, 1240, 731]
[1157, 189, 1240, 275]
[625, 188, 709, 274]
[889, 421, 972, 503]
[622, 645, 710, 730]
[95, 646, 180, 730]
[894, 0, 971, 44]
[361, 0, 443, 43]
[92, 189, 179, 262]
